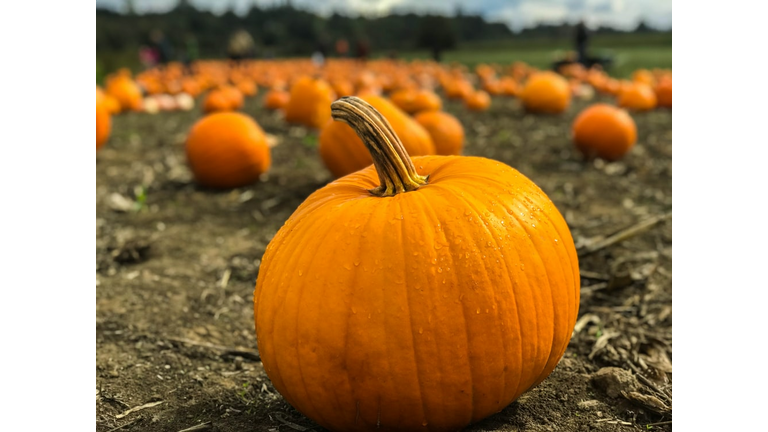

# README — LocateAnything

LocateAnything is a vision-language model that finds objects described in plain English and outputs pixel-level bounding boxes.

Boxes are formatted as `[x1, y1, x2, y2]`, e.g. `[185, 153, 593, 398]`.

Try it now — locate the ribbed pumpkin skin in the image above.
[318, 95, 435, 178]
[186, 112, 271, 188]
[285, 76, 335, 129]
[254, 156, 580, 432]
[414, 111, 465, 156]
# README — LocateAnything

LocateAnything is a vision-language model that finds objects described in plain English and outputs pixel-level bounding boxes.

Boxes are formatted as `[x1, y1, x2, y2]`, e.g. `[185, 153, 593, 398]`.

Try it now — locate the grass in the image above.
[393, 33, 672, 78]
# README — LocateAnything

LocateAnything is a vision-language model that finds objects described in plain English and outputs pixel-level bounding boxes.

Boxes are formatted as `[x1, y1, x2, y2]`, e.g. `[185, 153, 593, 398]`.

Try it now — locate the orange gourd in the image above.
[414, 110, 465, 155]
[263, 89, 290, 111]
[520, 71, 571, 114]
[106, 75, 143, 112]
[464, 90, 491, 112]
[203, 89, 233, 113]
[617, 83, 657, 111]
[185, 112, 271, 188]
[96, 90, 111, 150]
[285, 76, 335, 129]
[318, 94, 435, 178]
[572, 103, 637, 161]
[254, 97, 580, 432]
[655, 78, 672, 109]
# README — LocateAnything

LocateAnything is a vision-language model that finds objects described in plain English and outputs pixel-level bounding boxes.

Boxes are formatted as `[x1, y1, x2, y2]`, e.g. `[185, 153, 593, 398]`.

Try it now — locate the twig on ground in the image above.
[106, 418, 141, 432]
[177, 421, 213, 432]
[166, 336, 261, 362]
[578, 212, 672, 257]
[115, 400, 164, 419]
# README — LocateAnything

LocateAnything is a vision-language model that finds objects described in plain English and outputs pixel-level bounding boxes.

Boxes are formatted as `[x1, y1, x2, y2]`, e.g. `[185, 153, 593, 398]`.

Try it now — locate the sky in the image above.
[95, 0, 672, 32]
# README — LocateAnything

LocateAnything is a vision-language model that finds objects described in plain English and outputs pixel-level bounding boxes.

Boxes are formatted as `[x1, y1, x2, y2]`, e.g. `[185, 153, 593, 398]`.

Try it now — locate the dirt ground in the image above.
[96, 93, 672, 432]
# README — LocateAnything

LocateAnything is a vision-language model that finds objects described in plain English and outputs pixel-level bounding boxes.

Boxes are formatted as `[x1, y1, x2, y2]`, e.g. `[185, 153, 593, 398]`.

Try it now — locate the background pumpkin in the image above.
[106, 75, 143, 112]
[255, 97, 580, 432]
[263, 89, 290, 111]
[464, 90, 491, 111]
[284, 76, 335, 129]
[519, 71, 571, 114]
[96, 91, 111, 150]
[572, 103, 637, 161]
[318, 94, 435, 178]
[617, 82, 657, 111]
[414, 110, 465, 156]
[185, 112, 271, 188]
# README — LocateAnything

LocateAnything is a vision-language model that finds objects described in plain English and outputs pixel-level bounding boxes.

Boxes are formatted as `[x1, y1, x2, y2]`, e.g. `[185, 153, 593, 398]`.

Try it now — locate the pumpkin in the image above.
[414, 110, 465, 156]
[203, 89, 233, 113]
[237, 80, 258, 97]
[221, 85, 245, 109]
[655, 78, 672, 109]
[572, 103, 637, 161]
[106, 75, 143, 112]
[318, 94, 435, 178]
[464, 90, 491, 112]
[519, 71, 571, 114]
[285, 76, 335, 129]
[185, 112, 271, 188]
[96, 90, 111, 150]
[103, 94, 122, 115]
[254, 96, 580, 432]
[264, 89, 291, 111]
[631, 69, 656, 86]
[617, 82, 657, 111]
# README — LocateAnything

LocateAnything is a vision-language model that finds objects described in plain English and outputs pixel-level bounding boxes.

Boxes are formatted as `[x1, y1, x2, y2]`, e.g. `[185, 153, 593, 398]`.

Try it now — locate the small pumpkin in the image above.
[185, 112, 271, 188]
[106, 75, 143, 112]
[655, 78, 672, 109]
[617, 82, 657, 111]
[285, 76, 335, 129]
[464, 90, 491, 112]
[220, 85, 245, 109]
[96, 90, 111, 150]
[255, 96, 580, 432]
[318, 94, 435, 178]
[236, 80, 258, 98]
[572, 103, 637, 161]
[203, 89, 233, 113]
[263, 89, 291, 111]
[414, 110, 465, 156]
[519, 71, 571, 114]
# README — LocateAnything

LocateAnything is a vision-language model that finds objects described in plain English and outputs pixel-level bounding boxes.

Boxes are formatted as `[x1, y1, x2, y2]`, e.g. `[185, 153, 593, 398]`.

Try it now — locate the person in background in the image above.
[355, 38, 370, 62]
[150, 30, 174, 65]
[335, 38, 349, 58]
[184, 33, 199, 70]
[139, 45, 158, 69]
[575, 20, 589, 66]
[227, 29, 256, 63]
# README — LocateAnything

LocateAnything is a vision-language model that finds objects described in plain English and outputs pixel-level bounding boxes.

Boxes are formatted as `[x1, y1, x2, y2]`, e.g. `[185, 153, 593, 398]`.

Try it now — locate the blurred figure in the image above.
[184, 33, 199, 68]
[139, 45, 159, 69]
[355, 39, 370, 62]
[335, 38, 349, 58]
[227, 29, 256, 62]
[575, 21, 589, 65]
[150, 30, 174, 65]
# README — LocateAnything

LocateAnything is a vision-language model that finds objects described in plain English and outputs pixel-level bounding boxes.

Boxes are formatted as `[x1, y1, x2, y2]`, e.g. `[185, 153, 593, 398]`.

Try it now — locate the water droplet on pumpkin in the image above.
[354, 261, 360, 266]
[343, 264, 352, 270]
[418, 328, 423, 334]
[298, 270, 303, 276]
[476, 308, 480, 314]
[351, 307, 357, 314]
[437, 267, 442, 273]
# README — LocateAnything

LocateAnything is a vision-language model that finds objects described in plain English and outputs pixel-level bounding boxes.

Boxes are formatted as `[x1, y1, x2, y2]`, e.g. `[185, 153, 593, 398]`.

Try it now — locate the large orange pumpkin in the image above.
[519, 71, 571, 114]
[254, 97, 580, 432]
[572, 103, 637, 161]
[285, 76, 335, 129]
[617, 83, 657, 111]
[318, 94, 435, 178]
[414, 110, 465, 155]
[185, 112, 271, 188]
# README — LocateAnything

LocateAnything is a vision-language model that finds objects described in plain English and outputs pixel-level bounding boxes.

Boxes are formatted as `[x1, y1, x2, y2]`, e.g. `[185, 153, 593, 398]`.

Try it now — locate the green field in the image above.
[393, 33, 672, 78]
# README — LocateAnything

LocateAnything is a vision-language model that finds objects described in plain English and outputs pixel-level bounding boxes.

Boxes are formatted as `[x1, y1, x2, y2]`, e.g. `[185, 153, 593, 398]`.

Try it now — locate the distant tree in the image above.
[417, 15, 457, 62]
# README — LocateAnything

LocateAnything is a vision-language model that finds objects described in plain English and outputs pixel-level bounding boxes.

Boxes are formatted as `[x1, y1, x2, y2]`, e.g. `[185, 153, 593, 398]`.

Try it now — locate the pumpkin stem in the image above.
[331, 96, 428, 196]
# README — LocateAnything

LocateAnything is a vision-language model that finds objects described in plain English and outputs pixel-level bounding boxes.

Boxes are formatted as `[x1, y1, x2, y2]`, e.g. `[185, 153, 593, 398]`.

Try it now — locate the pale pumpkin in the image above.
[318, 94, 435, 178]
[254, 96, 580, 432]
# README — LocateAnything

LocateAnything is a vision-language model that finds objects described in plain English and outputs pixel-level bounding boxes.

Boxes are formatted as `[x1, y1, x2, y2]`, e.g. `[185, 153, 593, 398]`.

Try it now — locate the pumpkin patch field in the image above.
[96, 62, 671, 432]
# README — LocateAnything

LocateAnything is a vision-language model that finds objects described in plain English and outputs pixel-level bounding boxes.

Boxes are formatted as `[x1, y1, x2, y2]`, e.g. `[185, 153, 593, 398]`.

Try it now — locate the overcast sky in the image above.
[96, 0, 672, 32]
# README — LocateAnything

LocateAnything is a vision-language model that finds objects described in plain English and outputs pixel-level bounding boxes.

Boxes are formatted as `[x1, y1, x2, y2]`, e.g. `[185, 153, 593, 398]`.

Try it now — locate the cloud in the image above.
[96, 0, 671, 30]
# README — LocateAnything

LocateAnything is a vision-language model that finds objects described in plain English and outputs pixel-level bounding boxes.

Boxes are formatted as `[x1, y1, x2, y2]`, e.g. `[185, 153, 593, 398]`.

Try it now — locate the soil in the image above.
[96, 93, 672, 432]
